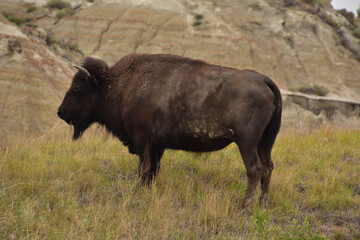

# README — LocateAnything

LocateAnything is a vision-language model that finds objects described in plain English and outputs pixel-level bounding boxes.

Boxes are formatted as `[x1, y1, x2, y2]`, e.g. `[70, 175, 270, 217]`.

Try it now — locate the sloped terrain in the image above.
[0, 0, 359, 141]
[0, 17, 75, 142]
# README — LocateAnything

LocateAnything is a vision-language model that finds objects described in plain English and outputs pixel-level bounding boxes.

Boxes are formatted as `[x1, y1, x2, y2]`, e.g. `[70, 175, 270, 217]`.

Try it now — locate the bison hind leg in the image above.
[236, 141, 263, 209]
[258, 137, 274, 207]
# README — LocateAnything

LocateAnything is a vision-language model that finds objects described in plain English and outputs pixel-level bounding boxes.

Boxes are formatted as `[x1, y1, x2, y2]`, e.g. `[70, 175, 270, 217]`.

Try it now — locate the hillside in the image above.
[1, 0, 360, 141]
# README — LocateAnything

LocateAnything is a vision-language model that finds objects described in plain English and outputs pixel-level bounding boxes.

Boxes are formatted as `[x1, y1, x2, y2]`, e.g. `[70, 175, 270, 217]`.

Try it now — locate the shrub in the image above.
[26, 5, 37, 13]
[352, 28, 360, 39]
[250, 209, 326, 240]
[250, 209, 271, 240]
[324, 15, 339, 30]
[290, 85, 329, 96]
[3, 13, 25, 25]
[46, 32, 57, 45]
[192, 20, 202, 27]
[63, 41, 83, 54]
[249, 2, 261, 10]
[46, 0, 71, 10]
[56, 8, 74, 19]
[192, 14, 204, 27]
[306, 0, 328, 7]
[279, 219, 326, 240]
[194, 14, 203, 21]
[336, 9, 355, 25]
[313, 85, 329, 96]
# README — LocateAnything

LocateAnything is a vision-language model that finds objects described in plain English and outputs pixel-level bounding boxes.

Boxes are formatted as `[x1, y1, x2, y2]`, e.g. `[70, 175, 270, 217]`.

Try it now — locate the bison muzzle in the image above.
[58, 53, 282, 208]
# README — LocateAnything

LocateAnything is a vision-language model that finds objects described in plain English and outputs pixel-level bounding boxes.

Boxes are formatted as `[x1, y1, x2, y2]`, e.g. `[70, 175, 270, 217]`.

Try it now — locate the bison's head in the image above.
[58, 57, 108, 140]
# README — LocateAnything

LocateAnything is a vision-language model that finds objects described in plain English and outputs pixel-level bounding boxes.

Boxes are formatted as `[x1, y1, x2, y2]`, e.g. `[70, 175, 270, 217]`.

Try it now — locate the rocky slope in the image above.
[0, 2, 78, 142]
[1, 0, 359, 142]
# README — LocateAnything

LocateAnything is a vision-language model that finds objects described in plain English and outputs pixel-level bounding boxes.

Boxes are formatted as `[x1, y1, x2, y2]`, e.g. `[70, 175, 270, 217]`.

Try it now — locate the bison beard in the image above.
[57, 53, 282, 209]
[72, 124, 83, 140]
[61, 119, 85, 140]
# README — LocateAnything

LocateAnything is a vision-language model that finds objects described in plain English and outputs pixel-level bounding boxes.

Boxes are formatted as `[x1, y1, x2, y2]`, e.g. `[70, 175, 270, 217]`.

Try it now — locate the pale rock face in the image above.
[46, 0, 360, 100]
[0, 16, 75, 141]
[1, 0, 360, 141]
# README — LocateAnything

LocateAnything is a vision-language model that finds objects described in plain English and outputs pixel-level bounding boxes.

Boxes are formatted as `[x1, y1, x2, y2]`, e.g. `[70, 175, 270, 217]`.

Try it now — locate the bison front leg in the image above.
[150, 147, 164, 177]
[137, 140, 164, 185]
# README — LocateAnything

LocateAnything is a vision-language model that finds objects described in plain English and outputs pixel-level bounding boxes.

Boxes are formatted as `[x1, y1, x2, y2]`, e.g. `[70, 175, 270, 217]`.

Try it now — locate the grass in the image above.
[0, 125, 359, 239]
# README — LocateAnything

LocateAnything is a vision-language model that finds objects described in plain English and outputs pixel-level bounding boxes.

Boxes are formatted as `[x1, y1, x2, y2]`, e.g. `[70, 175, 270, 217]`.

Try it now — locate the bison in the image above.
[57, 53, 282, 208]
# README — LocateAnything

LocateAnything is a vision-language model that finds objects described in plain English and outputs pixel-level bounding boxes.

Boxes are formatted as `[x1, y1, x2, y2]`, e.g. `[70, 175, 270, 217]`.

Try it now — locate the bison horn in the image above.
[73, 65, 90, 78]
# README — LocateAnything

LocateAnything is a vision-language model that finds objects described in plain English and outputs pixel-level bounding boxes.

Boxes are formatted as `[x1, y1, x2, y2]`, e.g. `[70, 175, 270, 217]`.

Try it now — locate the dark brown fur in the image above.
[58, 53, 282, 208]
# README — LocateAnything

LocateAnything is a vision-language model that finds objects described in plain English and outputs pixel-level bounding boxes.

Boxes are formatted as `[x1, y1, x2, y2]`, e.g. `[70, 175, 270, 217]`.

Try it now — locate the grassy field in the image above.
[0, 125, 359, 239]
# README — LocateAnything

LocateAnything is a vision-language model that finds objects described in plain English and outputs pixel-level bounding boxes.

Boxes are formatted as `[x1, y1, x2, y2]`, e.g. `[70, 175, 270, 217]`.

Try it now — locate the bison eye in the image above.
[74, 86, 80, 93]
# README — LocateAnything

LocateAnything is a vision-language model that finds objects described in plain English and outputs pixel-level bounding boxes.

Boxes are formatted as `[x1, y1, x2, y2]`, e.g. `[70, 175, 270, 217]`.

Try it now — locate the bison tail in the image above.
[259, 78, 282, 162]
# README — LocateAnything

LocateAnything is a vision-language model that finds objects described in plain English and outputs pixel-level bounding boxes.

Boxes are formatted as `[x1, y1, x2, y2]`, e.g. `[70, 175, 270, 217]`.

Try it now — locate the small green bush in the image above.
[336, 9, 355, 25]
[26, 5, 37, 13]
[192, 20, 202, 27]
[194, 14, 203, 21]
[46, 0, 71, 10]
[249, 2, 261, 10]
[63, 42, 83, 54]
[3, 13, 25, 25]
[324, 15, 339, 30]
[56, 8, 74, 19]
[46, 33, 57, 45]
[250, 209, 326, 240]
[250, 209, 271, 240]
[306, 0, 328, 7]
[352, 28, 360, 39]
[192, 14, 204, 27]
[290, 85, 329, 96]
[279, 219, 326, 240]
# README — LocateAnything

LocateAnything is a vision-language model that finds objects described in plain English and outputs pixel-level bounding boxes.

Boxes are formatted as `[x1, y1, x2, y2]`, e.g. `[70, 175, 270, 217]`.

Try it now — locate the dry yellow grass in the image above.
[0, 124, 359, 239]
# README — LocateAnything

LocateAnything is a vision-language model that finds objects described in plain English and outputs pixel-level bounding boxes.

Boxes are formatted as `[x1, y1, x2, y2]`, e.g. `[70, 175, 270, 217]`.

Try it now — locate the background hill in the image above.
[1, 0, 360, 141]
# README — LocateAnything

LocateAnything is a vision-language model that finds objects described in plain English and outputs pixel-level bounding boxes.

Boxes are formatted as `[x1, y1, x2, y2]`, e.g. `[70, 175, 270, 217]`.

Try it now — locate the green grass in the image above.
[1, 126, 359, 239]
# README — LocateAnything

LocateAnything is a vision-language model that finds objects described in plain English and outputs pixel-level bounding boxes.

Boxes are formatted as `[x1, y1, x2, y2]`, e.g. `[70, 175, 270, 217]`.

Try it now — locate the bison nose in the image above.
[57, 107, 63, 118]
